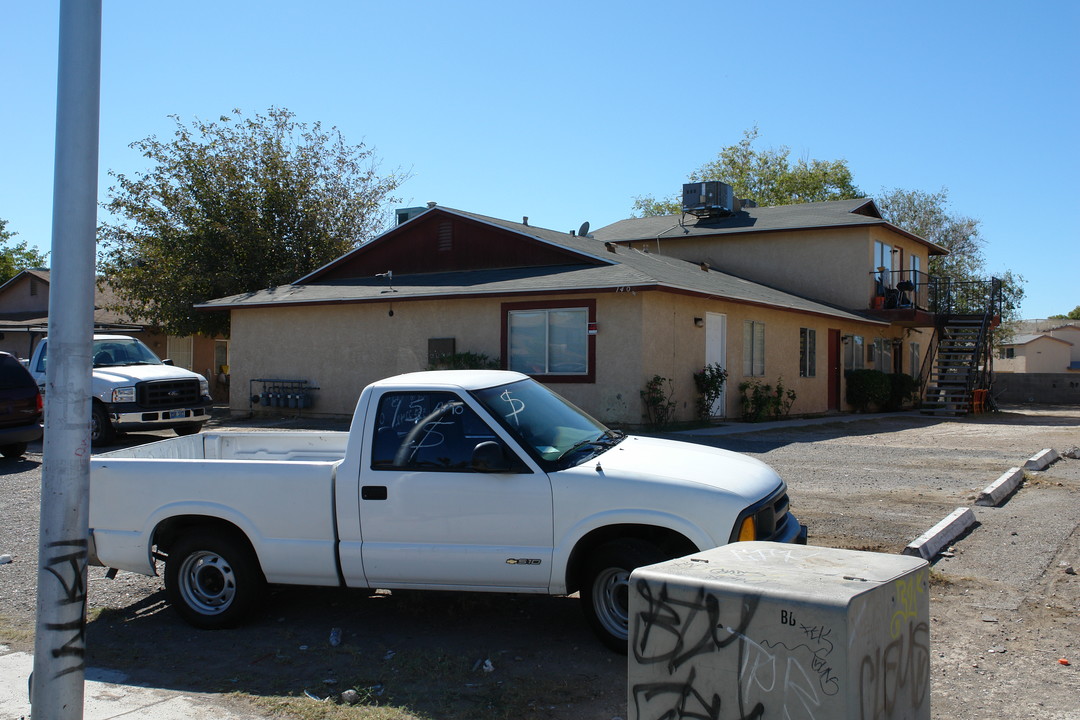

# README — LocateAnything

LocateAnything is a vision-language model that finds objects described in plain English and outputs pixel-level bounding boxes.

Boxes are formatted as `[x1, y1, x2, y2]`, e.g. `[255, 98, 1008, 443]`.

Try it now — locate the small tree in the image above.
[632, 126, 862, 216]
[1048, 306, 1080, 320]
[98, 107, 407, 336]
[0, 219, 49, 284]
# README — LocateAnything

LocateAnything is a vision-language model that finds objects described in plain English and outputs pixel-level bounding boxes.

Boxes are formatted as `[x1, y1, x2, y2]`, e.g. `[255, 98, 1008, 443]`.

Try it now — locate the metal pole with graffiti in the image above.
[31, 1, 102, 718]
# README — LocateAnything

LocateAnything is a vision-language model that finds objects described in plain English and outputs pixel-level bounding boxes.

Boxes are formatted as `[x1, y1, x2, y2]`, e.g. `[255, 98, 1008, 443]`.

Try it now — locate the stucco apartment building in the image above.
[201, 194, 951, 425]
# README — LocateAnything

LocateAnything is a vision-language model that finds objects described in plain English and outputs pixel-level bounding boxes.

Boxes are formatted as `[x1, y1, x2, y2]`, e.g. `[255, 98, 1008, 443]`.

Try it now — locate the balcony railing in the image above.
[870, 269, 1002, 318]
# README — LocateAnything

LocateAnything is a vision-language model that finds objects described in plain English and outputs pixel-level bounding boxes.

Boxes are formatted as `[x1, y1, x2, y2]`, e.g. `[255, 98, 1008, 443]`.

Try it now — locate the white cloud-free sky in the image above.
[3, 0, 1077, 318]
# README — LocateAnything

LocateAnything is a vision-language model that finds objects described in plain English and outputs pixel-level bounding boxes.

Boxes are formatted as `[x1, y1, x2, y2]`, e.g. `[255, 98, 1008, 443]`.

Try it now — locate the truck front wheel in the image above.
[90, 403, 115, 446]
[580, 539, 665, 653]
[164, 530, 265, 629]
[174, 423, 203, 437]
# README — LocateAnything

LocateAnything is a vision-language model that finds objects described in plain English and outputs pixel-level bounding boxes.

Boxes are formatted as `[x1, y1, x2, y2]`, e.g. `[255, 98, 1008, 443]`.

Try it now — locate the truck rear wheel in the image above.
[164, 529, 265, 629]
[580, 539, 665, 653]
[0, 442, 28, 458]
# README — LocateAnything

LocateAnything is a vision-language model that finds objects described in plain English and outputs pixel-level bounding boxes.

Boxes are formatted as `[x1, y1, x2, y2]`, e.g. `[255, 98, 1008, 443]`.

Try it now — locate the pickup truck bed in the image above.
[92, 432, 349, 585]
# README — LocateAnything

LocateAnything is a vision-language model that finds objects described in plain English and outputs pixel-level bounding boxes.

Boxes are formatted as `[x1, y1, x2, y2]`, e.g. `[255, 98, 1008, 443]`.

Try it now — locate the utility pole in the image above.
[31, 2, 102, 718]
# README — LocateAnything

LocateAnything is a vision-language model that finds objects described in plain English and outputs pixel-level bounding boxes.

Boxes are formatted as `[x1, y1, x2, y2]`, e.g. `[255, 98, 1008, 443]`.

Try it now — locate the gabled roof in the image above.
[0, 270, 144, 331]
[200, 206, 884, 326]
[591, 198, 948, 255]
[1003, 333, 1074, 347]
[0, 268, 50, 295]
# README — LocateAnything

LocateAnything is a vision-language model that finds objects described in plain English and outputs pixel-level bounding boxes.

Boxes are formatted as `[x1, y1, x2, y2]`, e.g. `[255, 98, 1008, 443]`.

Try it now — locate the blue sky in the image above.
[3, 0, 1077, 318]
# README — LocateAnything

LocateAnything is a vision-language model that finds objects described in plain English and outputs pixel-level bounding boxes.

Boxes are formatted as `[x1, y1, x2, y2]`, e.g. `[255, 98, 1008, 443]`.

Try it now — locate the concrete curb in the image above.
[903, 507, 977, 560]
[975, 467, 1025, 507]
[1024, 448, 1060, 471]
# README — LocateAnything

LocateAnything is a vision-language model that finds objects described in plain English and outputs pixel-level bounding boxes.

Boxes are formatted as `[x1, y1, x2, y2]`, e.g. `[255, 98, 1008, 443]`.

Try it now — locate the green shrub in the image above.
[887, 372, 920, 411]
[692, 363, 728, 421]
[845, 369, 891, 411]
[738, 377, 796, 422]
[641, 375, 676, 428]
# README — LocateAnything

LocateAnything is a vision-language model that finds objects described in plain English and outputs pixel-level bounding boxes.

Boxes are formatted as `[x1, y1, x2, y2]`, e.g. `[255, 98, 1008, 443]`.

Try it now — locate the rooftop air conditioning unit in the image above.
[682, 181, 736, 218]
[395, 206, 427, 225]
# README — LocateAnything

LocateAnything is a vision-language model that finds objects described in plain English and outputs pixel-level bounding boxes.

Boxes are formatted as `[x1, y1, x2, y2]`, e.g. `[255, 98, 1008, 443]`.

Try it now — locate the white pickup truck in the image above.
[29, 334, 213, 444]
[90, 370, 805, 650]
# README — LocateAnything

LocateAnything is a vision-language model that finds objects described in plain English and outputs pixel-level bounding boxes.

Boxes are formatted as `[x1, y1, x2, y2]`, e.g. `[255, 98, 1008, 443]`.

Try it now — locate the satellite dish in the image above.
[578, 221, 590, 238]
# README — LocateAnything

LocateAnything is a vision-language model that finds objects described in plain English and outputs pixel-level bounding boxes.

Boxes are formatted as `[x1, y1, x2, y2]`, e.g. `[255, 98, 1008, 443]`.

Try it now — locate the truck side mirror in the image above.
[472, 441, 511, 473]
[162, 358, 174, 366]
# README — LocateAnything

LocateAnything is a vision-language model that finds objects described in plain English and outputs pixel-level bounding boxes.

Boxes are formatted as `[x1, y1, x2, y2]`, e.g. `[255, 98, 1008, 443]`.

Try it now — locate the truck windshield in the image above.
[473, 378, 623, 467]
[92, 339, 162, 367]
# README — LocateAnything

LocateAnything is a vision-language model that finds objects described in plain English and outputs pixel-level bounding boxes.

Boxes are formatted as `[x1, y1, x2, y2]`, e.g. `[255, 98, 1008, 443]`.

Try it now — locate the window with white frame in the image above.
[743, 320, 765, 376]
[799, 328, 816, 377]
[872, 337, 893, 372]
[874, 240, 892, 291]
[844, 335, 865, 371]
[506, 305, 589, 377]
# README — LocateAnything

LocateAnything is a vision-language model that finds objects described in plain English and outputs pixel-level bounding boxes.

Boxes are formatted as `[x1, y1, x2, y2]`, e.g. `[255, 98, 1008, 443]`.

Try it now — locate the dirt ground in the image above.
[1, 406, 1077, 719]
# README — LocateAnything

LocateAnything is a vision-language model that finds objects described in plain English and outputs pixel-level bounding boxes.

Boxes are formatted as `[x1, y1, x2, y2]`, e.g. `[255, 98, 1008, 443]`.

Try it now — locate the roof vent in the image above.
[739, 198, 758, 209]
[682, 181, 736, 218]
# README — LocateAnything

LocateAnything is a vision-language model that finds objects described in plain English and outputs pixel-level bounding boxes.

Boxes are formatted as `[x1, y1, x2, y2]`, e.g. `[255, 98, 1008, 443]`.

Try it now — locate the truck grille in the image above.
[730, 485, 794, 543]
[136, 379, 202, 409]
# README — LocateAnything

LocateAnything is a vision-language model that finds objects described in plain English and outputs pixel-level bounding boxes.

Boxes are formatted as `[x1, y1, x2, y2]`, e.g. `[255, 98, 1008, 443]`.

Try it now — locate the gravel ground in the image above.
[1, 405, 1077, 719]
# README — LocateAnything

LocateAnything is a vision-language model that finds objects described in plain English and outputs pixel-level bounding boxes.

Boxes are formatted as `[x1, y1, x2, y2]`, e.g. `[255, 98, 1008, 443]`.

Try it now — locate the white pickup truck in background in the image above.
[29, 334, 213, 444]
[89, 370, 805, 650]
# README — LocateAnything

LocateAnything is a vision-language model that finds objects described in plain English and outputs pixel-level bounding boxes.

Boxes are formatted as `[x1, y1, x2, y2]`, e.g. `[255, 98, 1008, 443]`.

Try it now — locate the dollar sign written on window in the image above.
[500, 390, 525, 426]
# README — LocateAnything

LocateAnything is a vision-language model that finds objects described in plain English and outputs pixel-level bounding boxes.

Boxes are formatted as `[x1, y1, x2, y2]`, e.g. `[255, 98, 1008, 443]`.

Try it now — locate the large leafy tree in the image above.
[632, 126, 862, 216]
[98, 108, 406, 336]
[876, 187, 1025, 325]
[0, 218, 49, 284]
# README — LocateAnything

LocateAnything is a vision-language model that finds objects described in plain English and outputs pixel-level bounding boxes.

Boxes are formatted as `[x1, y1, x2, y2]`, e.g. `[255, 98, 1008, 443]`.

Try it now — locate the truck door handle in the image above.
[362, 486, 388, 500]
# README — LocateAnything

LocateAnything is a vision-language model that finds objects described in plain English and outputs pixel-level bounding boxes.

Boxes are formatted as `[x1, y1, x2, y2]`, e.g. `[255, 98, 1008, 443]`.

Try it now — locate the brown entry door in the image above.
[828, 329, 841, 411]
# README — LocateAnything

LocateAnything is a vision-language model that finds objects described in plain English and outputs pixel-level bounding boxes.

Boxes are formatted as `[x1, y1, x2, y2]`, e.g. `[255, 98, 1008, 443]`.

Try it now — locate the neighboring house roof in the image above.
[0, 269, 143, 331]
[590, 198, 948, 255]
[1003, 334, 1074, 348]
[200, 206, 886, 326]
[0, 267, 50, 295]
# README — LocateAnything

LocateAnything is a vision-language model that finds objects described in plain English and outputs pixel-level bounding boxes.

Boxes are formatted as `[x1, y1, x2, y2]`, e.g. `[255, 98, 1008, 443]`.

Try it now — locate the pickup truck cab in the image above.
[90, 370, 805, 650]
[29, 334, 212, 444]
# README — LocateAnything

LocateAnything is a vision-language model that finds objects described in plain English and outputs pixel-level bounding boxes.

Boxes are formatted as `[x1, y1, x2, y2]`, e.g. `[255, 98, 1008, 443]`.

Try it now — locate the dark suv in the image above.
[0, 352, 43, 458]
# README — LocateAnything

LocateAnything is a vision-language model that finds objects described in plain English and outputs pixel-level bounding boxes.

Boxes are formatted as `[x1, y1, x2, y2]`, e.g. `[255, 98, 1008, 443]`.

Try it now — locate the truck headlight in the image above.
[112, 387, 136, 403]
[200, 379, 210, 397]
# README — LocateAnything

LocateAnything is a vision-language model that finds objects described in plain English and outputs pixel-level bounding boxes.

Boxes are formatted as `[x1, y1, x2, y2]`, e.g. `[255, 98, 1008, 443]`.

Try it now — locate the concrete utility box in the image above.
[628, 542, 930, 720]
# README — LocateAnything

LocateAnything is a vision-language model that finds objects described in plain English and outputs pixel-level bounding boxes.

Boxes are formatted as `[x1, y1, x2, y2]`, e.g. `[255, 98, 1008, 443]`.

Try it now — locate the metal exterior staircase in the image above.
[921, 316, 988, 415]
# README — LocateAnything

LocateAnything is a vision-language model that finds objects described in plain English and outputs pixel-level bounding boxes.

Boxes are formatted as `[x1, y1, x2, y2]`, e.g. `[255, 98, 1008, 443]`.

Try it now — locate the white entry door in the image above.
[705, 312, 728, 418]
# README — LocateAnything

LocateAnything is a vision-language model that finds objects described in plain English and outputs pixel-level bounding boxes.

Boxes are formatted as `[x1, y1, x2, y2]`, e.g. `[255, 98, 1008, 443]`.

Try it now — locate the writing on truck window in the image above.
[371, 392, 497, 471]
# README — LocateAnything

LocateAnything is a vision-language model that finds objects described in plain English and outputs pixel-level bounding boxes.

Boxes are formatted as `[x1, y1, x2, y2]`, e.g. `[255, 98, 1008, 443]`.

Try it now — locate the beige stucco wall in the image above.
[227, 291, 914, 425]
[627, 226, 932, 311]
[0, 274, 49, 315]
[1047, 327, 1080, 364]
[230, 297, 505, 417]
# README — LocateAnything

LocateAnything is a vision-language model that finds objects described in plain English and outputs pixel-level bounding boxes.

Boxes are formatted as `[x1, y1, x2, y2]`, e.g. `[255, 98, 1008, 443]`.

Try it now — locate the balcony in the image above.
[867, 269, 1003, 327]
